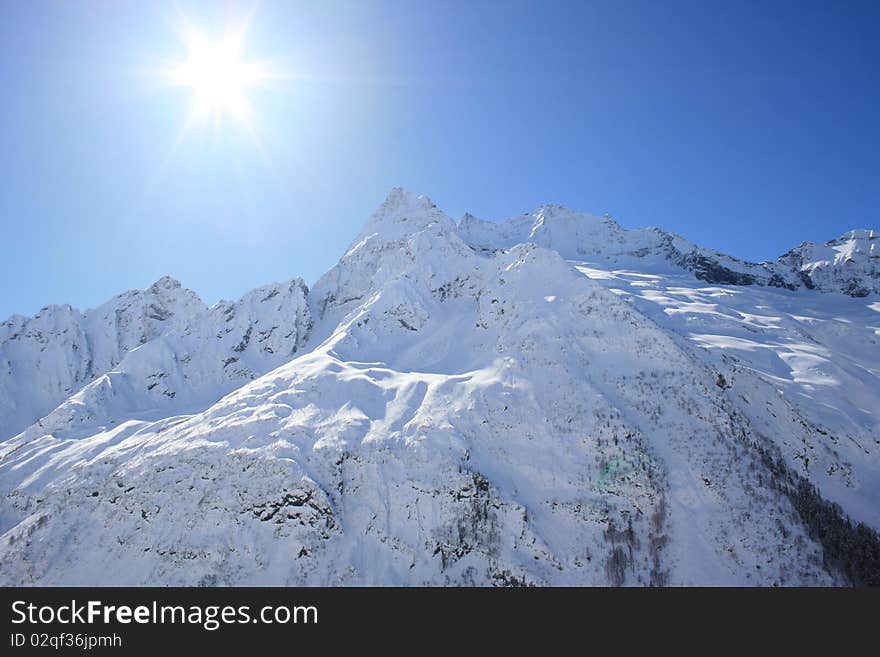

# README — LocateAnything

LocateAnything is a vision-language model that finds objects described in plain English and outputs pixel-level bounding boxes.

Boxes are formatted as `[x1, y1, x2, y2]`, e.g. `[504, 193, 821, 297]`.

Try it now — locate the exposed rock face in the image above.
[0, 190, 877, 586]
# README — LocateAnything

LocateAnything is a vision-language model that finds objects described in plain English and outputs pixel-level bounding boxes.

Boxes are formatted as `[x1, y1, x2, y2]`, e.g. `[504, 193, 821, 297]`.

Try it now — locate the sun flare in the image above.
[172, 31, 266, 120]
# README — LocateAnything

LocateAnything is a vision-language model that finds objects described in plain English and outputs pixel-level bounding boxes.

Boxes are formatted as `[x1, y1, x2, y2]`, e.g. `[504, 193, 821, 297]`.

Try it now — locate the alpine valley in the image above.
[1, 189, 878, 586]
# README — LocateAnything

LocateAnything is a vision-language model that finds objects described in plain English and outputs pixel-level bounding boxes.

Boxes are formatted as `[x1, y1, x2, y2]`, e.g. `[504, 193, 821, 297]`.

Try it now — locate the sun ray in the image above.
[166, 11, 270, 124]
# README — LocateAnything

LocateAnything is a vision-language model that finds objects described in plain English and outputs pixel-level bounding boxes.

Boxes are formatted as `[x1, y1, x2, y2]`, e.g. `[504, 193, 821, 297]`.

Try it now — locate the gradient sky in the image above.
[1, 0, 878, 319]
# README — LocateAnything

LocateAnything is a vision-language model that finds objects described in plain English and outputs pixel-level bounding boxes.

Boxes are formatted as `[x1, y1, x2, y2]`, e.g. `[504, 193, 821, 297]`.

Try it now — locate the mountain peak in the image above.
[830, 228, 877, 245]
[374, 187, 438, 219]
[148, 275, 183, 293]
[354, 188, 453, 244]
[533, 202, 572, 215]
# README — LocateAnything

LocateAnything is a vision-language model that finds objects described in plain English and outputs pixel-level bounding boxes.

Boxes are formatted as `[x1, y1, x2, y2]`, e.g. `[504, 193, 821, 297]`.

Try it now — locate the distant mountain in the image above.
[1, 189, 877, 586]
[0, 276, 205, 440]
[460, 204, 878, 295]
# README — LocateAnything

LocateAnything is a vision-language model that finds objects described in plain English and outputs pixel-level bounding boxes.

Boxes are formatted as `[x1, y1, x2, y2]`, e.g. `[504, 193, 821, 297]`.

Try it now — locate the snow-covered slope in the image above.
[0, 189, 877, 586]
[572, 264, 880, 527]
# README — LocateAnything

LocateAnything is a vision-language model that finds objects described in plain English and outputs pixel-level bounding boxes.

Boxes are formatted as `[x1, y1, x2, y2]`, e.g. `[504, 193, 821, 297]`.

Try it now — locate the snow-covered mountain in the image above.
[0, 277, 310, 443]
[1, 189, 878, 586]
[0, 276, 205, 441]
[460, 206, 879, 295]
[778, 229, 879, 297]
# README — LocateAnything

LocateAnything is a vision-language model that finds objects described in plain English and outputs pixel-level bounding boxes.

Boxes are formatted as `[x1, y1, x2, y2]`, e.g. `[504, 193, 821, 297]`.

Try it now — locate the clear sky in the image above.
[1, 0, 877, 319]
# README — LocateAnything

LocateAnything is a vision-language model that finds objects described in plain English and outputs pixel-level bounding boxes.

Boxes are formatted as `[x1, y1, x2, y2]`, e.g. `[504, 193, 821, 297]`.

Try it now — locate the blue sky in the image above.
[1, 0, 877, 318]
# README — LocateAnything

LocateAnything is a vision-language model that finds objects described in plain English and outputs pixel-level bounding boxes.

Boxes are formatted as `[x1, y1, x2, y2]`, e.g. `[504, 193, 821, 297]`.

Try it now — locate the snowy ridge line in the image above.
[459, 205, 877, 296]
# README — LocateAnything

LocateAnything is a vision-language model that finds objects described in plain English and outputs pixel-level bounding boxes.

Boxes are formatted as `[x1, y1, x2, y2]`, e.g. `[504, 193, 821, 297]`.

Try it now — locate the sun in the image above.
[172, 31, 266, 120]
